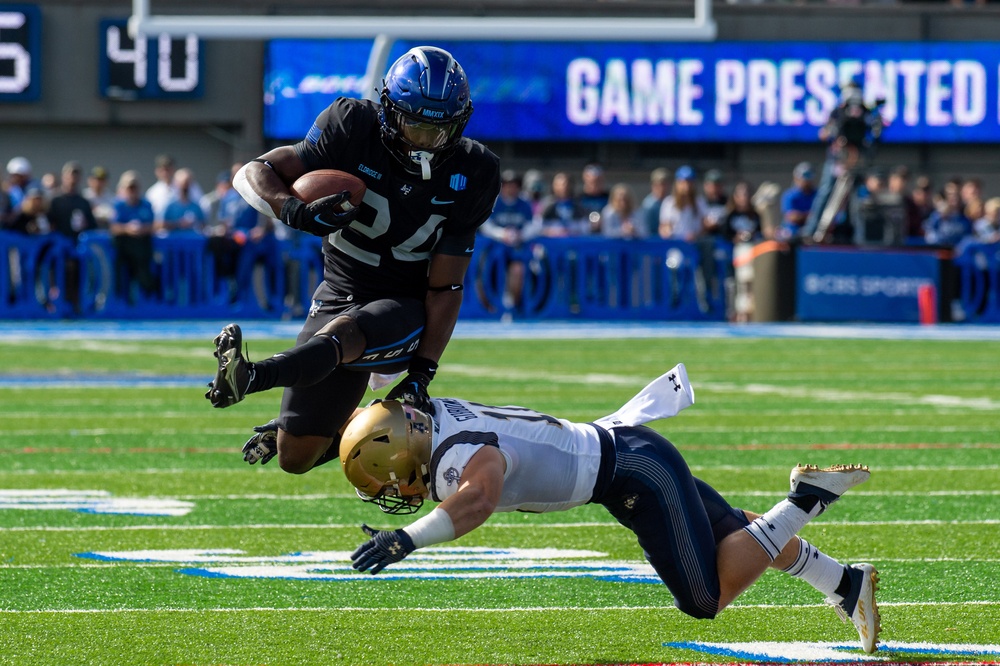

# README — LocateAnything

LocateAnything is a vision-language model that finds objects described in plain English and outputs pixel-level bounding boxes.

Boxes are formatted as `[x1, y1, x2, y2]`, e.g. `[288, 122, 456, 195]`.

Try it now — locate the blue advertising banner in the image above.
[796, 247, 941, 322]
[265, 39, 1000, 143]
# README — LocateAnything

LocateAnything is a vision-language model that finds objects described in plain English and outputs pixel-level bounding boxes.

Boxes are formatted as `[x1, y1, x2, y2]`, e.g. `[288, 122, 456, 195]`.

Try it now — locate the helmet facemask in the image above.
[340, 401, 433, 514]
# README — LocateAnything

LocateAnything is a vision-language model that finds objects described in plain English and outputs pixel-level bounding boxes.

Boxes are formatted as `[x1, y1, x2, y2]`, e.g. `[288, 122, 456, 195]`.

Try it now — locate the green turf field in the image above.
[0, 332, 998, 665]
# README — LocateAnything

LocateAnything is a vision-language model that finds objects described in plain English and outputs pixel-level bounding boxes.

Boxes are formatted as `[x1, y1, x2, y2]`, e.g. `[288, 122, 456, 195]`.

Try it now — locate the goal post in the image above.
[130, 0, 716, 101]
[128, 0, 717, 42]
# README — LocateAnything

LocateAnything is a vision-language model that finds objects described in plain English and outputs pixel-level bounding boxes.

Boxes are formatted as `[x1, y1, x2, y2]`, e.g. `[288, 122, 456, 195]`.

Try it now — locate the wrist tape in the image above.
[403, 507, 455, 548]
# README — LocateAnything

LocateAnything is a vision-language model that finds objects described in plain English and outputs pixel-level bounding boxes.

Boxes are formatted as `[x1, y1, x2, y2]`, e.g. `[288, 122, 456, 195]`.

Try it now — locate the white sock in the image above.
[782, 538, 847, 600]
[743, 499, 820, 561]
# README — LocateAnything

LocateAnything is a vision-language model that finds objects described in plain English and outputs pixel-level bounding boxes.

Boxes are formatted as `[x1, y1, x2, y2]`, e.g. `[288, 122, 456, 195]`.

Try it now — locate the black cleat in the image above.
[206, 323, 251, 408]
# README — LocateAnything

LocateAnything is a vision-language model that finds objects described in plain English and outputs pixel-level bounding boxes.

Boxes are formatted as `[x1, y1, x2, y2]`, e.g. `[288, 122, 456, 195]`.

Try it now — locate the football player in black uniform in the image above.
[206, 46, 501, 475]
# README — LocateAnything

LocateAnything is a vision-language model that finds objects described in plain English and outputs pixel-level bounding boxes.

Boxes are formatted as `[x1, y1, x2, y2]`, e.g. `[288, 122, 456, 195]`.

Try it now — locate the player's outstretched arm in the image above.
[435, 445, 506, 537]
[350, 446, 505, 574]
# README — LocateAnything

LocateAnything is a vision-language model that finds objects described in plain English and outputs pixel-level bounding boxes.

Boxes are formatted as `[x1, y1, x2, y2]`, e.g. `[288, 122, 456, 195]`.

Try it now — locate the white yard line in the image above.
[0, 601, 997, 614]
[1, 483, 995, 498]
[4, 358, 997, 412]
[444, 364, 1000, 411]
[703, 381, 1000, 411]
[2, 519, 997, 533]
[3, 465, 995, 476]
[4, 338, 208, 358]
[670, 425, 1000, 432]
[5, 555, 998, 570]
[690, 465, 1000, 471]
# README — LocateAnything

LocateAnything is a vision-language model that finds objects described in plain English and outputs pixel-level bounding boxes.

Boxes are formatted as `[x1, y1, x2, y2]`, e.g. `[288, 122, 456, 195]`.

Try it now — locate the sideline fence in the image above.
[1, 231, 997, 323]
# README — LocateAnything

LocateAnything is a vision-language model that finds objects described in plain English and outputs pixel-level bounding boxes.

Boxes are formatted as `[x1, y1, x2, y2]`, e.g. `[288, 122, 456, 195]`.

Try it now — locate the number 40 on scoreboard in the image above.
[99, 18, 202, 100]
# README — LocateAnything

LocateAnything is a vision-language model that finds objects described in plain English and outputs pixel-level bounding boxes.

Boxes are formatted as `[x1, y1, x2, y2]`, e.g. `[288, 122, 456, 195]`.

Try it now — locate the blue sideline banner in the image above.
[265, 39, 1000, 143]
[796, 247, 941, 322]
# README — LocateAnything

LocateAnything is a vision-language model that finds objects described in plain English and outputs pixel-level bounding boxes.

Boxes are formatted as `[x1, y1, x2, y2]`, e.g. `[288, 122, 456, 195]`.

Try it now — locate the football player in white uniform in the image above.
[341, 365, 882, 653]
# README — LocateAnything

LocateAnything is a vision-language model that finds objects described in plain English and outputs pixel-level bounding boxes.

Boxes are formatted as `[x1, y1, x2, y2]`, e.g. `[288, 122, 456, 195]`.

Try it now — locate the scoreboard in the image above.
[0, 5, 204, 103]
[99, 18, 203, 100]
[0, 4, 41, 101]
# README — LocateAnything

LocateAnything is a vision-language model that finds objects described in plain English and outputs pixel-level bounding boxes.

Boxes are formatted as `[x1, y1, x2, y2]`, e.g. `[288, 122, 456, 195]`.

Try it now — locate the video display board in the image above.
[265, 39, 1000, 143]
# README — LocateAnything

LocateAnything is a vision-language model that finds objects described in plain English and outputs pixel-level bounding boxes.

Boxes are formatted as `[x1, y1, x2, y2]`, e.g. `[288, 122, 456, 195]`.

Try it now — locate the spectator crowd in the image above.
[1, 154, 277, 310]
[3, 152, 998, 319]
[480, 161, 999, 251]
[477, 159, 999, 319]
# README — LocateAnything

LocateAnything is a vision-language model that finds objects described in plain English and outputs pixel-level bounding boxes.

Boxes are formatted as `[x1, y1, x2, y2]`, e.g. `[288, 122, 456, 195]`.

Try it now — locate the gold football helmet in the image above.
[339, 400, 433, 514]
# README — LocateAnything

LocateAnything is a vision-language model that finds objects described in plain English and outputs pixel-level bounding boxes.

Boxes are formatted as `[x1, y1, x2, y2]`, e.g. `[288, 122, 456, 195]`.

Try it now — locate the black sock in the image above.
[833, 567, 853, 598]
[248, 334, 342, 393]
[787, 491, 821, 514]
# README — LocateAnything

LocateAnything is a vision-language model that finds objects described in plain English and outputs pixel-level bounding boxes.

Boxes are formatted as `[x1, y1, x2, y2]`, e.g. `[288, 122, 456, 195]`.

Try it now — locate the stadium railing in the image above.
[3, 230, 996, 322]
[463, 236, 730, 321]
[0, 231, 732, 321]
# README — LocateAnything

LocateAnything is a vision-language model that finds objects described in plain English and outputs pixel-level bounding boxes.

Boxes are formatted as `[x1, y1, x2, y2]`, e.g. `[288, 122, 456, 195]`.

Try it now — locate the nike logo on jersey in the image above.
[431, 197, 455, 205]
[464, 247, 475, 254]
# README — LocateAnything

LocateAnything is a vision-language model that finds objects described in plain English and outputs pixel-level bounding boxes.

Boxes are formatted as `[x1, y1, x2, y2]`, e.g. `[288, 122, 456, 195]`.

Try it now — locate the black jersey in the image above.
[293, 98, 501, 301]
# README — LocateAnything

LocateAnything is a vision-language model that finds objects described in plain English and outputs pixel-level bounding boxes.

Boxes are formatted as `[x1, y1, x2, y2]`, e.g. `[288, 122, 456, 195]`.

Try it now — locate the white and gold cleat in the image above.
[789, 464, 870, 513]
[832, 562, 882, 654]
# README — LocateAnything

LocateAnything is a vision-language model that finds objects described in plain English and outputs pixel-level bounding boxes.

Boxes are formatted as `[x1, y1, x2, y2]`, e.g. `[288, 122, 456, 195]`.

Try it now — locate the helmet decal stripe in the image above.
[436, 53, 457, 100]
[409, 47, 434, 95]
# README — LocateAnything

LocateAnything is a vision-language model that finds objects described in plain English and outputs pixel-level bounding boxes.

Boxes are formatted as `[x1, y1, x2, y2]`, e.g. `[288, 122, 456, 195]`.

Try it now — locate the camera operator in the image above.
[803, 81, 884, 244]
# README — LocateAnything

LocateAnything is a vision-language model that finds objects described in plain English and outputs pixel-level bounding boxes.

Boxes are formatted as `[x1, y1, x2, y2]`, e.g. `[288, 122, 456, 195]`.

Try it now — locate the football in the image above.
[289, 169, 366, 207]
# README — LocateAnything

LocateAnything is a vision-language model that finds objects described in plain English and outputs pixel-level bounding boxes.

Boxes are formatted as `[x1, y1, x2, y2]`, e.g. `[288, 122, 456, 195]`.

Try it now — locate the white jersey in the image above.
[426, 363, 697, 515]
[428, 398, 603, 513]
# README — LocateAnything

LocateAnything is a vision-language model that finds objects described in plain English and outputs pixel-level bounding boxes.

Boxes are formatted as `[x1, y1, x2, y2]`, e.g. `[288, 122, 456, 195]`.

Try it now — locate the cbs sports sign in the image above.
[265, 40, 1000, 143]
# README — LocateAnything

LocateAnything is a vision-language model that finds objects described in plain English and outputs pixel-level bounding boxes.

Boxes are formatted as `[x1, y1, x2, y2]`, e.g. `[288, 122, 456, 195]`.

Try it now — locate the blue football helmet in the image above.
[379, 46, 473, 179]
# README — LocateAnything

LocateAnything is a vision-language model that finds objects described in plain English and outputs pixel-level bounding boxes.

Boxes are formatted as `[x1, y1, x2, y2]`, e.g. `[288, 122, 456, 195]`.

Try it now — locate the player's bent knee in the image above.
[276, 432, 335, 474]
[675, 598, 719, 620]
[316, 316, 365, 363]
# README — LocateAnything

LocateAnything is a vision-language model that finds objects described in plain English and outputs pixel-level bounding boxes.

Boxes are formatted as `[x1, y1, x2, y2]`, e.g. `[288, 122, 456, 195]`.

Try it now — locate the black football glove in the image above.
[242, 419, 278, 465]
[279, 191, 359, 236]
[385, 356, 437, 415]
[350, 524, 416, 574]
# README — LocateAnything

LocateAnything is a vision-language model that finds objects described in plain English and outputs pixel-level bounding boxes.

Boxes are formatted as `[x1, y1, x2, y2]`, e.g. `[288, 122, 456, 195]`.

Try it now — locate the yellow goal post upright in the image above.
[128, 0, 717, 101]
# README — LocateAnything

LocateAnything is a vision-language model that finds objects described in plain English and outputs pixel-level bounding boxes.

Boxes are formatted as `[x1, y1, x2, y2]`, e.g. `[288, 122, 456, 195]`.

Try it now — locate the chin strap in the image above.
[412, 151, 433, 180]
